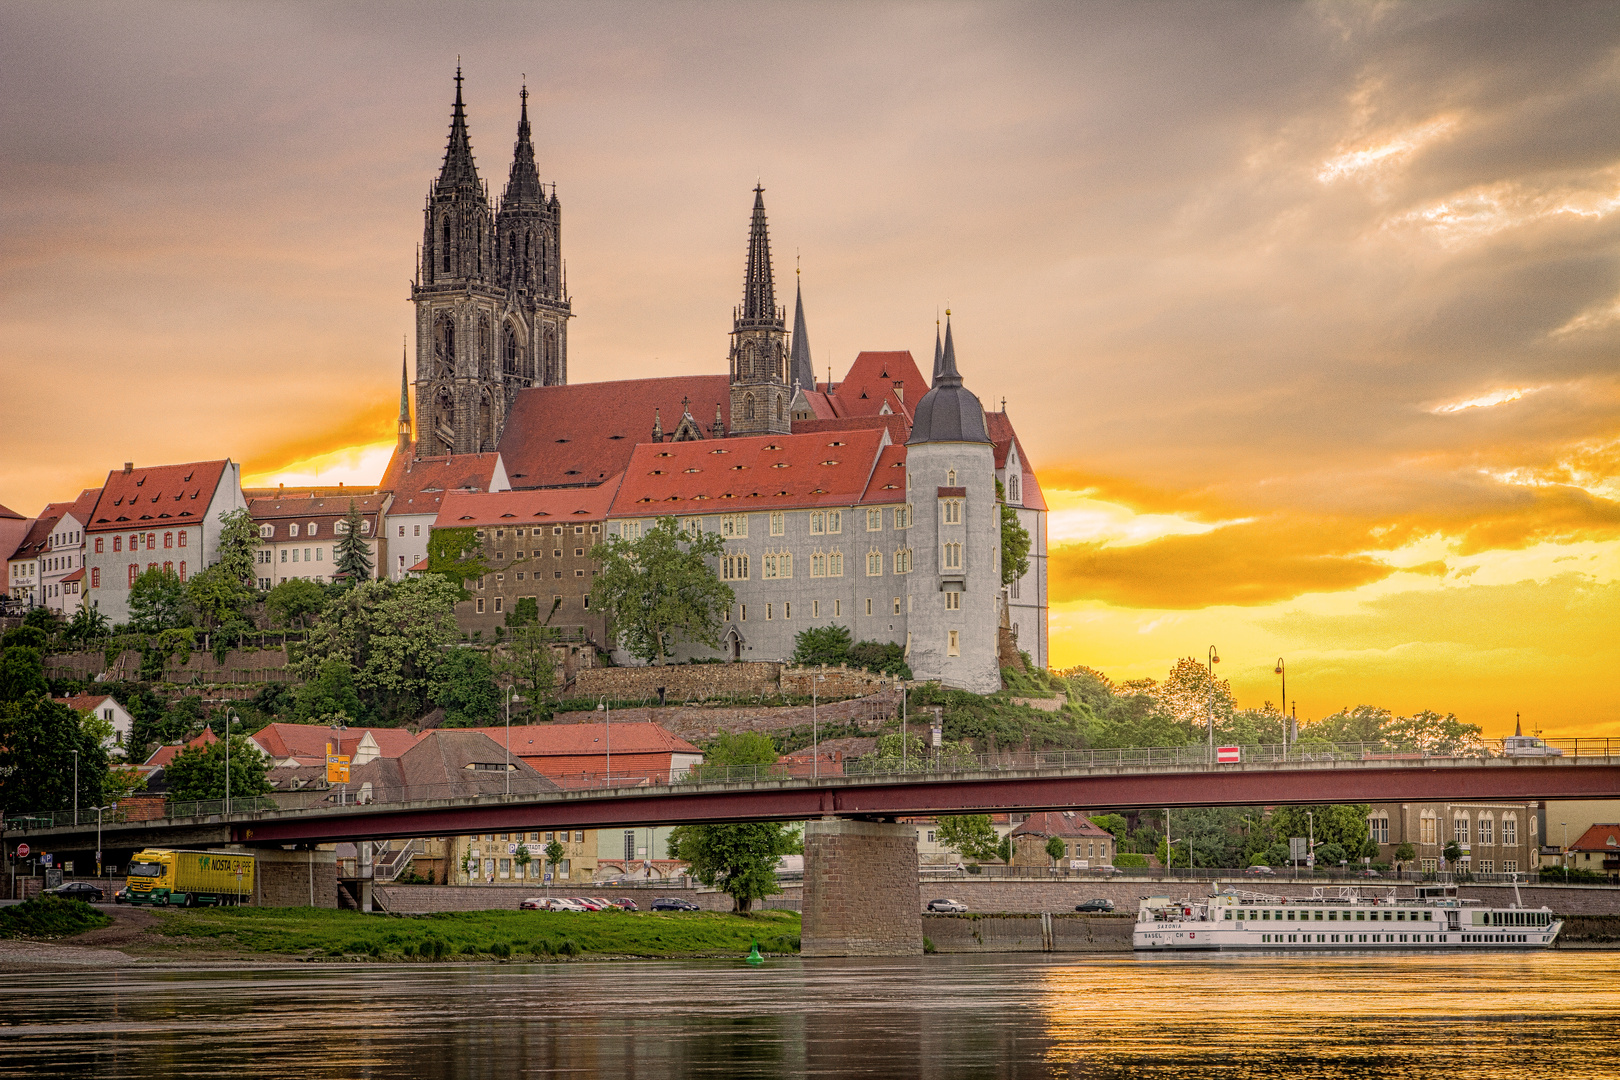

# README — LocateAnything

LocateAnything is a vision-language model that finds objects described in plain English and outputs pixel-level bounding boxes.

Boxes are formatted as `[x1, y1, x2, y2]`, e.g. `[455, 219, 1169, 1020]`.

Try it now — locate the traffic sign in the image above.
[1216, 746, 1241, 764]
[16, 843, 28, 859]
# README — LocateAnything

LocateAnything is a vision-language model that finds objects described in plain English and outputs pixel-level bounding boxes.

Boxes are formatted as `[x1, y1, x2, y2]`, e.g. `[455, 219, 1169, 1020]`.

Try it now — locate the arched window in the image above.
[478, 315, 492, 378]
[525, 232, 532, 282]
[442, 218, 451, 273]
[744, 393, 756, 421]
[776, 395, 784, 421]
[508, 233, 517, 270]
[503, 325, 519, 376]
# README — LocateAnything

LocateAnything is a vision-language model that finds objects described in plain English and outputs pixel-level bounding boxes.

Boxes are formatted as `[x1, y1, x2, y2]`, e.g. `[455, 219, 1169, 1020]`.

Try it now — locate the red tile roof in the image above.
[498, 375, 732, 489]
[827, 351, 925, 422]
[608, 429, 888, 515]
[463, 722, 701, 757]
[794, 390, 842, 419]
[435, 484, 620, 527]
[250, 722, 423, 763]
[248, 494, 386, 543]
[1012, 811, 1112, 839]
[11, 506, 69, 558]
[66, 488, 102, 526]
[0, 502, 23, 520]
[61, 567, 84, 583]
[142, 726, 219, 769]
[859, 444, 909, 504]
[86, 460, 231, 532]
[1567, 824, 1620, 852]
[792, 414, 911, 444]
[984, 412, 1048, 512]
[378, 449, 503, 498]
[55, 693, 116, 712]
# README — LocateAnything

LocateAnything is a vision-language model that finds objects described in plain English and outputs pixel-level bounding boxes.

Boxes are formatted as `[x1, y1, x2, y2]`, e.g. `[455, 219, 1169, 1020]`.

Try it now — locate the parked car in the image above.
[613, 898, 639, 911]
[519, 897, 546, 910]
[927, 898, 969, 913]
[1089, 866, 1125, 875]
[1244, 865, 1276, 876]
[113, 886, 132, 904]
[1075, 898, 1115, 913]
[545, 898, 590, 912]
[44, 882, 104, 902]
[568, 897, 606, 911]
[651, 897, 700, 911]
[1355, 869, 1382, 878]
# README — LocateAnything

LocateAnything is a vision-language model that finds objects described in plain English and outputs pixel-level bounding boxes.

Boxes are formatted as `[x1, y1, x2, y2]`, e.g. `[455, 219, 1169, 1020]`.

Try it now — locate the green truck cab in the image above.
[124, 848, 255, 907]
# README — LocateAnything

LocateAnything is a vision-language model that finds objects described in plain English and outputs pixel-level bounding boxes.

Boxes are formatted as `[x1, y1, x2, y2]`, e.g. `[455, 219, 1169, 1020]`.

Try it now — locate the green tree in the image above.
[294, 658, 363, 724]
[690, 731, 779, 781]
[0, 646, 48, 704]
[64, 604, 110, 645]
[1156, 657, 1235, 730]
[426, 526, 488, 598]
[846, 639, 910, 678]
[128, 567, 191, 631]
[1090, 814, 1129, 845]
[213, 507, 261, 588]
[1393, 841, 1416, 869]
[1269, 804, 1376, 865]
[186, 563, 251, 629]
[296, 576, 462, 723]
[544, 838, 566, 884]
[494, 626, 558, 704]
[334, 500, 374, 583]
[937, 814, 1002, 862]
[266, 578, 327, 629]
[1045, 834, 1067, 866]
[792, 624, 852, 667]
[163, 733, 272, 802]
[589, 517, 733, 665]
[504, 596, 540, 628]
[0, 694, 110, 813]
[997, 478, 1032, 586]
[435, 649, 501, 727]
[667, 821, 800, 913]
[22, 606, 60, 637]
[514, 843, 532, 878]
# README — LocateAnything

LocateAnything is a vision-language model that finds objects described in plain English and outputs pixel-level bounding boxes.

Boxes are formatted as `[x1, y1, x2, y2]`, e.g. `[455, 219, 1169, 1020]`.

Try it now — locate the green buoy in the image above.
[746, 940, 763, 965]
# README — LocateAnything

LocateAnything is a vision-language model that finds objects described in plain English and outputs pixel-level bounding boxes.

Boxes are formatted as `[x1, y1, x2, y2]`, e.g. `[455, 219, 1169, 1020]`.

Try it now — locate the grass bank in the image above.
[0, 897, 113, 940]
[148, 906, 800, 961]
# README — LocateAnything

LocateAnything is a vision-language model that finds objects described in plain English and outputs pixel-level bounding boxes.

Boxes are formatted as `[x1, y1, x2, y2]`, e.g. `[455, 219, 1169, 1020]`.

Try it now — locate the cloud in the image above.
[1050, 516, 1398, 609]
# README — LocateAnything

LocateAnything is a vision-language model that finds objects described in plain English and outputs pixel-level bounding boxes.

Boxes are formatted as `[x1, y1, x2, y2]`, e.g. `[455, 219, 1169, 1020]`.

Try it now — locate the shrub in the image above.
[1114, 853, 1149, 868]
[923, 936, 936, 954]
[490, 941, 512, 958]
[0, 897, 111, 940]
[556, 938, 579, 956]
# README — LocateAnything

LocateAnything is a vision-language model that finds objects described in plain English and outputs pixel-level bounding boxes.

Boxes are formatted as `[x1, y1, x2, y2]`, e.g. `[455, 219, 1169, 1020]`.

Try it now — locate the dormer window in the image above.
[307, 522, 319, 536]
[947, 470, 957, 485]
[289, 523, 300, 538]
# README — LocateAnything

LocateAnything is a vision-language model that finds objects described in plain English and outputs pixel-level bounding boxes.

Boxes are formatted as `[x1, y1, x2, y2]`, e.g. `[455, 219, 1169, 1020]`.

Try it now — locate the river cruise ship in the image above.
[1134, 883, 1561, 951]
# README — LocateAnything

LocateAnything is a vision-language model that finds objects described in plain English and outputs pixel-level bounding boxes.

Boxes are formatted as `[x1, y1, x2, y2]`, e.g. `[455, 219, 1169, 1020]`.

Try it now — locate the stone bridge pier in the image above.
[801, 818, 922, 957]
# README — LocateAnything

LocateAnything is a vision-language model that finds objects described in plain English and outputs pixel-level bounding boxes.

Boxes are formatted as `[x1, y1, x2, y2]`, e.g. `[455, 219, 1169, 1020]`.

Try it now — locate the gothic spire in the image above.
[437, 66, 481, 190]
[938, 312, 962, 386]
[790, 271, 815, 392]
[739, 185, 778, 324]
[932, 318, 944, 384]
[502, 82, 544, 208]
[398, 344, 412, 453]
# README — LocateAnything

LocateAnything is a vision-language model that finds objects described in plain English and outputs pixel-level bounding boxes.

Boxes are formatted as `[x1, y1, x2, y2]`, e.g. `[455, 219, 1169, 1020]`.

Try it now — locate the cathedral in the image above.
[387, 72, 1050, 688]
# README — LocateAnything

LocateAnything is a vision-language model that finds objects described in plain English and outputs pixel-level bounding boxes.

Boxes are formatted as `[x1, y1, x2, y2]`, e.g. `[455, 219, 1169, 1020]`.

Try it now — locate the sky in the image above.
[2, 2, 1616, 736]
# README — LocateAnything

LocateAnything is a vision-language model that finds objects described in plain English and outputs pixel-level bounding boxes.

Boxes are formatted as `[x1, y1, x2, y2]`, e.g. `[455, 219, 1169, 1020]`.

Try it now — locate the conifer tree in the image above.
[335, 500, 374, 583]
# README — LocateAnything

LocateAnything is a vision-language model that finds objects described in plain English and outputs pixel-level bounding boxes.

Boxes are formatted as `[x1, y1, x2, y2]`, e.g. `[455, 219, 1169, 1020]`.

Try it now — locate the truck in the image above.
[121, 848, 255, 907]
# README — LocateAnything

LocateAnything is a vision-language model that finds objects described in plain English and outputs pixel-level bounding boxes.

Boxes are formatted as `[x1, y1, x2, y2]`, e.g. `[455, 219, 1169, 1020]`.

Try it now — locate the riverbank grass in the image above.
[149, 906, 801, 960]
[0, 897, 113, 940]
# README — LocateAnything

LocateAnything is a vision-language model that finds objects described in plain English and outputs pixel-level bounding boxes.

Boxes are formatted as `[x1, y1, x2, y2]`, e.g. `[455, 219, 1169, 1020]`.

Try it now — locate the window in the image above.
[834, 599, 841, 617]
[948, 629, 960, 656]
[812, 600, 819, 618]
[941, 498, 963, 525]
[1420, 813, 1437, 844]
[770, 512, 785, 536]
[766, 603, 773, 620]
[289, 523, 299, 538]
[1479, 817, 1494, 845]
[1009, 475, 1021, 503]
[145, 533, 155, 548]
[683, 517, 703, 538]
[1421, 858, 1438, 873]
[865, 598, 873, 615]
[894, 597, 902, 614]
[947, 470, 957, 485]
[620, 521, 643, 540]
[945, 591, 961, 611]
[943, 542, 962, 570]
[895, 505, 912, 529]
[810, 509, 842, 535]
[894, 548, 912, 574]
[866, 508, 882, 531]
[494, 597, 503, 613]
[762, 551, 792, 579]
[336, 519, 351, 535]
[721, 552, 749, 580]
[315, 548, 322, 562]
[476, 598, 485, 613]
[90, 568, 99, 588]
[95, 537, 103, 553]
[1368, 815, 1388, 844]
[113, 536, 121, 552]
[866, 549, 883, 576]
[307, 522, 318, 536]
[259, 525, 274, 539]
[399, 526, 405, 538]
[1503, 861, 1517, 874]
[1478, 860, 1494, 875]
[783, 601, 790, 618]
[414, 524, 421, 537]
[280, 550, 288, 563]
[128, 564, 138, 587]
[1503, 817, 1517, 845]
[720, 514, 748, 538]
[1454, 816, 1470, 844]
[810, 550, 827, 578]
[828, 550, 843, 577]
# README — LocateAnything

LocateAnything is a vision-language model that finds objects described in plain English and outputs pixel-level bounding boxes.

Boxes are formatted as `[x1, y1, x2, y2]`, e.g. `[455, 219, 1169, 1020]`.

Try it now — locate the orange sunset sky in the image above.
[2, 4, 1616, 735]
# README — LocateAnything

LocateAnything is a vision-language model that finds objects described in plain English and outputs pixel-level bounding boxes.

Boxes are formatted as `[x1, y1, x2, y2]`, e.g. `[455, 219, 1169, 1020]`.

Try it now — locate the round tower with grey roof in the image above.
[904, 316, 1001, 693]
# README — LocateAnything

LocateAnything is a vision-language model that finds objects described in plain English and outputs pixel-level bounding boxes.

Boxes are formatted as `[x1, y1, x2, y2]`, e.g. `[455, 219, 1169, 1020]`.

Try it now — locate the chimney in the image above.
[123, 462, 133, 475]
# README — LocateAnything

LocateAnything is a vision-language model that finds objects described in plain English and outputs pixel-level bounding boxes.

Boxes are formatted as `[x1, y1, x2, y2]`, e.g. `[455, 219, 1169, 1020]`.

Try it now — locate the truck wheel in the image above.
[183, 894, 195, 908]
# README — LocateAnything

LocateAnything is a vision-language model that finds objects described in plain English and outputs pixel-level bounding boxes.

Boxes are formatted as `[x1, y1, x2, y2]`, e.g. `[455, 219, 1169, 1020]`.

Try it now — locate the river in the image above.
[3, 952, 1618, 1078]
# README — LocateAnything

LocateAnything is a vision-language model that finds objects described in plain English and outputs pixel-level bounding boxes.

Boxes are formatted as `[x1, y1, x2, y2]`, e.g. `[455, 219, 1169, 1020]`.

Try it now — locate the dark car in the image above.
[1075, 898, 1115, 913]
[44, 882, 104, 902]
[113, 886, 132, 904]
[650, 897, 700, 912]
[926, 898, 968, 913]
[613, 898, 639, 911]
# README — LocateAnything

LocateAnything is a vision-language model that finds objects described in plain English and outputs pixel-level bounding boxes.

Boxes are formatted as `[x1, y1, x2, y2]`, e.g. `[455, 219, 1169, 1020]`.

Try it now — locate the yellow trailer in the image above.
[122, 848, 255, 907]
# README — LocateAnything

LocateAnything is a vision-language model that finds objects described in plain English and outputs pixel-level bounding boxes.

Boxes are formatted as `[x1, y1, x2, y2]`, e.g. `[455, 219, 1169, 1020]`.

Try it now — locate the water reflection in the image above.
[2, 953, 1617, 1078]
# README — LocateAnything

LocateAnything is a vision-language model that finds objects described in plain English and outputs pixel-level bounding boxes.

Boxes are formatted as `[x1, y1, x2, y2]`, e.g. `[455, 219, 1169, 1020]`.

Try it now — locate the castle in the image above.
[384, 72, 1049, 690]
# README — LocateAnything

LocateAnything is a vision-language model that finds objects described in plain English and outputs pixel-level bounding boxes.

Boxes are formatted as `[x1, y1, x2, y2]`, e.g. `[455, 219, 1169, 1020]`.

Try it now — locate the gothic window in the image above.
[776, 395, 784, 421]
[503, 325, 519, 376]
[524, 232, 533, 283]
[479, 316, 492, 379]
[744, 393, 756, 421]
[442, 217, 452, 273]
[508, 233, 517, 272]
[436, 315, 455, 375]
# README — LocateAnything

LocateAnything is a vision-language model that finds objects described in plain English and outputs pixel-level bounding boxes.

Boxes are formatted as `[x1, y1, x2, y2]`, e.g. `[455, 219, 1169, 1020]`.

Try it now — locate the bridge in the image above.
[8, 740, 1618, 956]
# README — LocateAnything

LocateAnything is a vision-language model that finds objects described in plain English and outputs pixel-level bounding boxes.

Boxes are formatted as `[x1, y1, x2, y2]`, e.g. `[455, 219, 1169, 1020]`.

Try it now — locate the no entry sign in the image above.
[15, 844, 29, 859]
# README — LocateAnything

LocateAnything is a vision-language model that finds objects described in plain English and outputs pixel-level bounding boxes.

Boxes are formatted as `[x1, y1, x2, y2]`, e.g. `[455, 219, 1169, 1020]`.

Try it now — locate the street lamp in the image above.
[1274, 658, 1286, 756]
[225, 708, 239, 817]
[596, 696, 611, 788]
[72, 750, 79, 826]
[1306, 810, 1315, 877]
[1206, 646, 1220, 764]
[93, 804, 112, 877]
[812, 673, 826, 780]
[899, 676, 908, 769]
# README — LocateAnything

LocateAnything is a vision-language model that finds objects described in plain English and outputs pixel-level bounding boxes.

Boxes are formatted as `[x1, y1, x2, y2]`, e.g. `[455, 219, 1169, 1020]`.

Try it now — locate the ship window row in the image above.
[1260, 934, 1444, 944]
[1227, 908, 1434, 922]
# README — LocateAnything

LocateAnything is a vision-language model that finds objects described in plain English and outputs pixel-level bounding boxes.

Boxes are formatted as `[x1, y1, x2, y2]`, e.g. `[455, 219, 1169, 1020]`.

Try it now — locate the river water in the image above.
[4, 952, 1618, 1078]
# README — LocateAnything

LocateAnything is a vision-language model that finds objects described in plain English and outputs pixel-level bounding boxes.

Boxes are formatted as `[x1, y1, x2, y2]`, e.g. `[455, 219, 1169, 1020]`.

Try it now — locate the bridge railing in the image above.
[4, 736, 1613, 832]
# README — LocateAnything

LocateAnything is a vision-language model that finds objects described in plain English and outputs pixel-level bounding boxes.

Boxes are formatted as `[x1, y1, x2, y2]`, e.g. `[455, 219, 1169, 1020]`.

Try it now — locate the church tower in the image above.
[412, 70, 562, 457]
[727, 187, 791, 436]
[495, 83, 570, 390]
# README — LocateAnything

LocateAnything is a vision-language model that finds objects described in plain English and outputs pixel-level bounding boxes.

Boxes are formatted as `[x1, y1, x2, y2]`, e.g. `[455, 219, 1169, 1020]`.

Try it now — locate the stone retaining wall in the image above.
[567, 662, 896, 704]
[551, 691, 899, 740]
[923, 912, 1134, 952]
[46, 647, 295, 685]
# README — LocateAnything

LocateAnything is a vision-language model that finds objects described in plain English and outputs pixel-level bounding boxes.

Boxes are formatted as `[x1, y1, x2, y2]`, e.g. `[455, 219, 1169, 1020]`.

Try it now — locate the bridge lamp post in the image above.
[225, 707, 239, 817]
[1206, 646, 1221, 764]
[72, 750, 78, 826]
[1306, 811, 1315, 877]
[812, 674, 826, 781]
[93, 805, 112, 878]
[596, 696, 611, 788]
[1274, 659, 1286, 756]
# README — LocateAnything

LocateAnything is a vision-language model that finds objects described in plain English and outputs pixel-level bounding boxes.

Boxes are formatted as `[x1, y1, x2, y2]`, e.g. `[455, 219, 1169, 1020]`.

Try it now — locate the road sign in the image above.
[41, 853, 53, 868]
[15, 843, 28, 859]
[1216, 746, 1241, 764]
[326, 754, 350, 783]
[1289, 838, 1307, 861]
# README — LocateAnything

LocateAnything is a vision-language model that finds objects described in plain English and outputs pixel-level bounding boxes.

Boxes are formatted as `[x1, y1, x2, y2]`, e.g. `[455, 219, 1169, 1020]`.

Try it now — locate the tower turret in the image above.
[790, 270, 815, 392]
[494, 82, 569, 388]
[727, 186, 791, 436]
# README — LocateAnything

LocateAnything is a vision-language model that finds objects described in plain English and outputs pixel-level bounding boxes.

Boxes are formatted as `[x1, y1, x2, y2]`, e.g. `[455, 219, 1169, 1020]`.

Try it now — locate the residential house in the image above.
[248, 490, 386, 590]
[461, 721, 703, 788]
[37, 489, 100, 617]
[55, 693, 135, 753]
[1366, 800, 1542, 875]
[7, 506, 66, 606]
[250, 723, 422, 767]
[1011, 811, 1116, 868]
[1561, 823, 1620, 882]
[0, 503, 32, 595]
[82, 459, 247, 625]
[377, 451, 509, 581]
